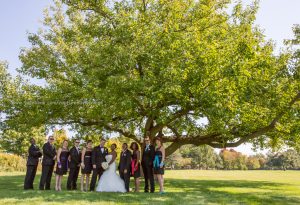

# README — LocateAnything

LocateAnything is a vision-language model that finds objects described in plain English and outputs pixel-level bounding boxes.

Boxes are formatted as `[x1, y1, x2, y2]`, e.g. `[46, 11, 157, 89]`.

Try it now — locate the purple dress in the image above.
[55, 149, 69, 175]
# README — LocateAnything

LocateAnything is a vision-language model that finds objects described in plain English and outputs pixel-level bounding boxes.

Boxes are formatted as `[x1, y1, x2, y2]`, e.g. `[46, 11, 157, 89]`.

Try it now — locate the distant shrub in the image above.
[0, 152, 27, 172]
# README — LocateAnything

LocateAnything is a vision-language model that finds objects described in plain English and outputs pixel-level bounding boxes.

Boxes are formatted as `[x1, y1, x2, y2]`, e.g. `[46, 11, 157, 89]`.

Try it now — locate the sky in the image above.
[0, 0, 299, 155]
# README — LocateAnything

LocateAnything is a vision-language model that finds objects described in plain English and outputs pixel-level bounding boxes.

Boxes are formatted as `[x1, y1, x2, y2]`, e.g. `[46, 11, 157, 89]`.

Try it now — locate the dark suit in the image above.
[141, 144, 155, 192]
[39, 142, 56, 190]
[67, 146, 81, 190]
[90, 145, 108, 191]
[119, 149, 132, 192]
[24, 144, 42, 189]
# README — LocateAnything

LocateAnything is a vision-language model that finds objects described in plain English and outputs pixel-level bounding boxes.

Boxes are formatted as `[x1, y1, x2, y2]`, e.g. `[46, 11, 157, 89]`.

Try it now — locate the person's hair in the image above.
[86, 140, 93, 144]
[123, 143, 128, 148]
[100, 138, 106, 142]
[48, 135, 54, 140]
[155, 137, 163, 146]
[62, 139, 68, 147]
[111, 143, 117, 149]
[143, 136, 152, 144]
[130, 142, 139, 151]
[30, 138, 35, 144]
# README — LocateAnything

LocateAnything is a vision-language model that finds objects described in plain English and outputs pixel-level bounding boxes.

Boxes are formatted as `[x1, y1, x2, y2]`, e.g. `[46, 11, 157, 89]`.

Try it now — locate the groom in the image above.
[119, 143, 132, 192]
[90, 138, 108, 191]
[67, 139, 81, 190]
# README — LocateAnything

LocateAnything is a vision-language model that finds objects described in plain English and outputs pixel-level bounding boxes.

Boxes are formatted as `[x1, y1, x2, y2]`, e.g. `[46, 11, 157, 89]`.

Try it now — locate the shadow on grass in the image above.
[0, 174, 299, 205]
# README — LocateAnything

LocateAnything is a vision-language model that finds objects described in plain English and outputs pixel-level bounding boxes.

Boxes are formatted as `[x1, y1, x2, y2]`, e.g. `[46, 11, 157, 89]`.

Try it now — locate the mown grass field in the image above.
[0, 170, 299, 205]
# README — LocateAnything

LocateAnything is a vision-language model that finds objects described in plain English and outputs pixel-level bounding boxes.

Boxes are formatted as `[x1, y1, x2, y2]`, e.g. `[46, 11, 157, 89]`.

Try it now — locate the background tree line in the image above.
[1, 127, 300, 171]
[165, 145, 300, 171]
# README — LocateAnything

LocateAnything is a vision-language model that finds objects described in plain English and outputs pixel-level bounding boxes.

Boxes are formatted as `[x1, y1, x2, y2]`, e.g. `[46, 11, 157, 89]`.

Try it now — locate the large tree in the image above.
[1, 0, 300, 156]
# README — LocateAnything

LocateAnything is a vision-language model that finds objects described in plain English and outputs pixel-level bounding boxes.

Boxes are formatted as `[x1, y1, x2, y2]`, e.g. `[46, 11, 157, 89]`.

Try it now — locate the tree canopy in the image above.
[0, 0, 300, 156]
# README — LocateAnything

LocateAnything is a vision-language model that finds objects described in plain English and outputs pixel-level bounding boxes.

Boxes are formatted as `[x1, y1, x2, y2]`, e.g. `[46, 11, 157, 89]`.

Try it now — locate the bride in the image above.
[96, 143, 126, 193]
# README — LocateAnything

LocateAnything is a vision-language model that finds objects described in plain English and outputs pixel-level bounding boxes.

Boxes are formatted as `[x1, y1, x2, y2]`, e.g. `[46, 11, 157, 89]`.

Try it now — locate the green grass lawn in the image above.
[0, 170, 300, 205]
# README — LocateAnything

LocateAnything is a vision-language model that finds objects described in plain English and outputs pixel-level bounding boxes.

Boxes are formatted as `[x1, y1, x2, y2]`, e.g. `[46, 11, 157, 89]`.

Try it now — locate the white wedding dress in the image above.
[96, 154, 126, 193]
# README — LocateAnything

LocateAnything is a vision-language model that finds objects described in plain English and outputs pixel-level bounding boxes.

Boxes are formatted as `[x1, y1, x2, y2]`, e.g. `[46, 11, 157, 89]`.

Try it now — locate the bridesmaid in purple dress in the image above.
[55, 140, 69, 191]
[80, 140, 93, 191]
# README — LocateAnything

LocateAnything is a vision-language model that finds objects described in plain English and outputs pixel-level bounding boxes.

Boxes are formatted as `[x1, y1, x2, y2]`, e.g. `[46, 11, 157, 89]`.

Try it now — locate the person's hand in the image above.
[53, 156, 56, 160]
[81, 163, 85, 169]
[58, 164, 62, 168]
[124, 169, 127, 174]
[77, 164, 81, 167]
[93, 164, 96, 169]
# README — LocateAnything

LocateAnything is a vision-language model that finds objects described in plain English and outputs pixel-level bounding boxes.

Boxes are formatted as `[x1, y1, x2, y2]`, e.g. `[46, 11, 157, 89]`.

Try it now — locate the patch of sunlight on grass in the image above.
[209, 187, 273, 194]
[1, 170, 300, 204]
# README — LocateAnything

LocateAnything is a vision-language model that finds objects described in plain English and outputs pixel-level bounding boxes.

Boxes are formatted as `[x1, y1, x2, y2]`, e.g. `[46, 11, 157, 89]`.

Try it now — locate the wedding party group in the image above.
[23, 135, 166, 194]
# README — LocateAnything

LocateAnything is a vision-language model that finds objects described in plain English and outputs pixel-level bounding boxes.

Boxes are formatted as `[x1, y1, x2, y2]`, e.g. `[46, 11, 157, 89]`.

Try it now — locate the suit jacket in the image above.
[69, 146, 81, 169]
[141, 144, 155, 166]
[27, 144, 42, 166]
[92, 145, 108, 168]
[119, 149, 132, 172]
[42, 142, 56, 166]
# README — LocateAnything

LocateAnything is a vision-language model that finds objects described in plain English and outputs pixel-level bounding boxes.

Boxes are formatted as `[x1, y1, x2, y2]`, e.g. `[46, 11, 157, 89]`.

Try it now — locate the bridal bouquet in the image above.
[101, 162, 109, 170]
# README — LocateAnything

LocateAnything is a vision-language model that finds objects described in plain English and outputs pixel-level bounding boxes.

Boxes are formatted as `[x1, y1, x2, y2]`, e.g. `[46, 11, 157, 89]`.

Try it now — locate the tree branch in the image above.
[103, 124, 141, 143]
[165, 142, 182, 156]
[63, 0, 115, 27]
[144, 116, 154, 134]
[209, 91, 300, 148]
[166, 125, 180, 138]
[151, 107, 190, 135]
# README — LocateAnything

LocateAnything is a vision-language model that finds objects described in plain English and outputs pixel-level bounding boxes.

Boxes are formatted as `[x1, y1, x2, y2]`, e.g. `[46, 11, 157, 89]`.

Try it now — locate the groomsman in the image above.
[90, 138, 108, 191]
[119, 143, 132, 192]
[141, 136, 155, 193]
[24, 138, 42, 190]
[67, 139, 81, 190]
[39, 136, 56, 190]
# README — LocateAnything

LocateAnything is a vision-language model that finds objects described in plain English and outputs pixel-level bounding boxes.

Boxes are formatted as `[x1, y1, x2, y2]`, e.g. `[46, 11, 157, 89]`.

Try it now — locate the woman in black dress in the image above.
[55, 140, 69, 191]
[153, 137, 165, 194]
[130, 142, 141, 192]
[80, 140, 93, 191]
